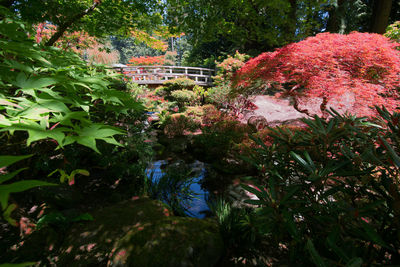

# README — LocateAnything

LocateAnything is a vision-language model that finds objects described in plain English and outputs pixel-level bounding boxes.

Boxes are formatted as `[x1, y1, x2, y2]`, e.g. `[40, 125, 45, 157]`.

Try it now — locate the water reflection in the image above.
[146, 160, 210, 218]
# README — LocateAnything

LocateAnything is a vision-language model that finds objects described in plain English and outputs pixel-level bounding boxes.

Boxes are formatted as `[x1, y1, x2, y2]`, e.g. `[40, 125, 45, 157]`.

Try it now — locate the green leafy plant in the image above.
[0, 13, 143, 154]
[0, 155, 56, 226]
[36, 211, 93, 229]
[239, 106, 400, 265]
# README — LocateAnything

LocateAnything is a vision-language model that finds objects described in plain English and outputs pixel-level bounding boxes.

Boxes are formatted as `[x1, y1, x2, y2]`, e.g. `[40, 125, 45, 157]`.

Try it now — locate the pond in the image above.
[146, 159, 211, 219]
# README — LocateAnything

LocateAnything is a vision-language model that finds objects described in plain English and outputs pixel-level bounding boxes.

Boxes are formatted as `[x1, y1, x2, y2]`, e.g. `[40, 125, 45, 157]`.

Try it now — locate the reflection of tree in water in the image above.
[146, 160, 203, 217]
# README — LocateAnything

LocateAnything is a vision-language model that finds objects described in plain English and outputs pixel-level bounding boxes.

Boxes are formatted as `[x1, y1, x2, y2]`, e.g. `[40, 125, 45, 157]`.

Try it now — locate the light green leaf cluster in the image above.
[0, 13, 144, 153]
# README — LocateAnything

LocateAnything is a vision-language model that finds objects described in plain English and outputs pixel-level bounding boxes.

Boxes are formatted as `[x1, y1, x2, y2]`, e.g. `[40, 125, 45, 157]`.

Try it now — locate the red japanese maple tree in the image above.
[233, 32, 400, 117]
[127, 55, 166, 66]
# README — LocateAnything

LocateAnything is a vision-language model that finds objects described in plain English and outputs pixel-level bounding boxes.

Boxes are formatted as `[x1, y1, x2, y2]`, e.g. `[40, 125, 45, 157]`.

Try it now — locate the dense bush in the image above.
[239, 107, 400, 265]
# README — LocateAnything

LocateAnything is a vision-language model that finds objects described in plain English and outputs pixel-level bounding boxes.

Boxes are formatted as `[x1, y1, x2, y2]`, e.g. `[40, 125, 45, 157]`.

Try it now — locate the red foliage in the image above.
[234, 32, 400, 117]
[127, 55, 165, 66]
[34, 23, 97, 53]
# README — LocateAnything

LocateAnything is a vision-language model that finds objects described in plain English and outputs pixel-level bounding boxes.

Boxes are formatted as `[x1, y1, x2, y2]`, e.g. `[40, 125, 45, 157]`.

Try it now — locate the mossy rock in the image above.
[15, 198, 170, 266]
[55, 197, 171, 266]
[110, 217, 223, 267]
[17, 198, 222, 266]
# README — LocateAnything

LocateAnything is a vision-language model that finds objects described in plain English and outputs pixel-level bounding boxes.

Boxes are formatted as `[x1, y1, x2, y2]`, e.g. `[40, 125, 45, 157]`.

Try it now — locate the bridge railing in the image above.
[114, 65, 215, 86]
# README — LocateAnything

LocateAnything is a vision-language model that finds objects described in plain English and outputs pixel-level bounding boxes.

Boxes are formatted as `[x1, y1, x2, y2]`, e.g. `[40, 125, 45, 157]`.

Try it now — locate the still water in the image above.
[146, 160, 210, 218]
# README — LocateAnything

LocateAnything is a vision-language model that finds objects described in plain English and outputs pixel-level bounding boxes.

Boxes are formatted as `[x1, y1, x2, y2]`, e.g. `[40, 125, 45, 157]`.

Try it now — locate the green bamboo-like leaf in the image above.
[346, 257, 363, 267]
[244, 199, 264, 206]
[71, 213, 94, 222]
[3, 203, 17, 226]
[0, 262, 37, 267]
[0, 168, 27, 184]
[0, 155, 32, 169]
[269, 176, 277, 201]
[283, 210, 300, 241]
[326, 231, 349, 261]
[281, 186, 301, 204]
[361, 221, 388, 248]
[379, 137, 400, 167]
[0, 180, 56, 210]
[306, 239, 327, 267]
[290, 151, 314, 173]
[241, 184, 268, 201]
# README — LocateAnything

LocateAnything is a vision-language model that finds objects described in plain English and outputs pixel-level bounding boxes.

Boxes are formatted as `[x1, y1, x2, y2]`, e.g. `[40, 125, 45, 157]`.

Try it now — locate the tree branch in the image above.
[45, 0, 101, 46]
[293, 97, 312, 117]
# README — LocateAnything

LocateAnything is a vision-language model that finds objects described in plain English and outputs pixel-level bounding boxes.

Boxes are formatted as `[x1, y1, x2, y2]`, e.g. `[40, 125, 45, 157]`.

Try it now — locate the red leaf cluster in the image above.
[128, 55, 165, 66]
[34, 23, 97, 53]
[234, 32, 400, 116]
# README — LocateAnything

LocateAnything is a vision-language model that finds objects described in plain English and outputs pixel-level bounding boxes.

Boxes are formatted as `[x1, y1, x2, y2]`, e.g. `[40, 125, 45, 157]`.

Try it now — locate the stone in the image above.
[15, 198, 223, 267]
[109, 217, 223, 267]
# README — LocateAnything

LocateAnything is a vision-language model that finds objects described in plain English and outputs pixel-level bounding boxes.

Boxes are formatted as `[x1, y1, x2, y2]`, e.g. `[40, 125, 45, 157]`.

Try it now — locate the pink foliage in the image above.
[234, 32, 400, 117]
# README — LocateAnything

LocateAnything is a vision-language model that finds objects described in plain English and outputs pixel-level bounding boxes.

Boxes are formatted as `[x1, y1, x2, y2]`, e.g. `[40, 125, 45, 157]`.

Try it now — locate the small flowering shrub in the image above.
[207, 51, 255, 118]
[240, 107, 400, 265]
[213, 51, 249, 86]
[234, 32, 400, 117]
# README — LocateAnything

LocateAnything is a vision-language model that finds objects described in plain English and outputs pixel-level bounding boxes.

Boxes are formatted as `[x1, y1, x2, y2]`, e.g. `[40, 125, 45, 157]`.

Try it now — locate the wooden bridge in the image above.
[114, 65, 214, 86]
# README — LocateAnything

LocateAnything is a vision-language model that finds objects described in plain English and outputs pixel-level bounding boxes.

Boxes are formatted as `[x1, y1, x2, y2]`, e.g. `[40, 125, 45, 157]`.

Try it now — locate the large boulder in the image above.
[15, 198, 223, 266]
[110, 217, 223, 267]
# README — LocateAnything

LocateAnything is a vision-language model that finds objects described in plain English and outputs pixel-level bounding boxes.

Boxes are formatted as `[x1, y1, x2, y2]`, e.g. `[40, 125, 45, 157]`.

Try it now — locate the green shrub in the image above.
[127, 82, 148, 97]
[170, 90, 199, 107]
[163, 77, 196, 92]
[240, 107, 400, 265]
[206, 84, 231, 107]
[154, 86, 167, 97]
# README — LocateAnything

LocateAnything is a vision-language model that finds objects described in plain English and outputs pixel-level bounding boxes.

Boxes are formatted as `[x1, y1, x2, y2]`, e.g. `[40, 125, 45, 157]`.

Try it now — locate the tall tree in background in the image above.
[166, 0, 329, 64]
[370, 0, 393, 33]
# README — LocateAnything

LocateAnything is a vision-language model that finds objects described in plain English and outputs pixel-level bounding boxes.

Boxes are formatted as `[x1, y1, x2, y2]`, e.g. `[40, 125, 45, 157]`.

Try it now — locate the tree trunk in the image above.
[0, 0, 15, 19]
[370, 0, 393, 34]
[286, 0, 297, 42]
[326, 0, 345, 33]
[0, 0, 15, 8]
[45, 0, 101, 46]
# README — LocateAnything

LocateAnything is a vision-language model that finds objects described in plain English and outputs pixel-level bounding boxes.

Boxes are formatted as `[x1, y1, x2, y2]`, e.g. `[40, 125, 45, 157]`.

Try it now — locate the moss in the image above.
[111, 217, 223, 267]
[16, 198, 223, 266]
